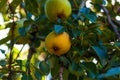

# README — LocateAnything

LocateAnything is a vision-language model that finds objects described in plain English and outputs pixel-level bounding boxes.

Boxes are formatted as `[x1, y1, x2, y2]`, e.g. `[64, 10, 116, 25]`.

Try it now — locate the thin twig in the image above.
[0, 67, 26, 74]
[36, 36, 45, 41]
[101, 5, 120, 41]
[13, 45, 25, 63]
[77, 0, 86, 17]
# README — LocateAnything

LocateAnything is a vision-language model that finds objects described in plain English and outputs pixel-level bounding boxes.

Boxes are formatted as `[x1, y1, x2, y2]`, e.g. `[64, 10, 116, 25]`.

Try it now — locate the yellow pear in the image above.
[45, 31, 71, 56]
[44, 0, 72, 21]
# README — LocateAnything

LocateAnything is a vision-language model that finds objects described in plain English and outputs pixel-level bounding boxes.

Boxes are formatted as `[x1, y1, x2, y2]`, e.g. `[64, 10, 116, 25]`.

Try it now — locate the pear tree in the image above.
[0, 0, 120, 80]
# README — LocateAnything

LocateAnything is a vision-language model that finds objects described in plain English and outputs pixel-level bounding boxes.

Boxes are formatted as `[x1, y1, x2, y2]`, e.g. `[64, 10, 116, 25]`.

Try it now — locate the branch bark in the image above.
[101, 5, 120, 41]
[36, 36, 45, 41]
[26, 42, 36, 74]
[112, 19, 120, 27]
[59, 65, 64, 80]
[26, 28, 37, 75]
[7, 1, 16, 80]
[77, 0, 86, 17]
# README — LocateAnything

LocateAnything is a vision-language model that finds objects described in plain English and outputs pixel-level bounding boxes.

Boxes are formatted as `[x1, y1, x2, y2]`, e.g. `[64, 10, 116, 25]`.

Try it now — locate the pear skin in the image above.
[45, 0, 72, 21]
[45, 31, 71, 56]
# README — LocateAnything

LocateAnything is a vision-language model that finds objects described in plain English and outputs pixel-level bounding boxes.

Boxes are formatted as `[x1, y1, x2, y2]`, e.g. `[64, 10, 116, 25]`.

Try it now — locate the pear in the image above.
[45, 31, 71, 56]
[44, 0, 72, 21]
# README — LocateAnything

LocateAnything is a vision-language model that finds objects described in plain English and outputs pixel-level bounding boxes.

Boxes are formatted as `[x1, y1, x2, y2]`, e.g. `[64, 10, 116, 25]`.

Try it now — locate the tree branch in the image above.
[26, 43, 36, 75]
[36, 36, 45, 41]
[101, 5, 120, 41]
[7, 1, 16, 80]
[77, 0, 86, 17]
[52, 63, 64, 80]
[112, 19, 120, 27]
[59, 65, 64, 80]
[13, 45, 25, 63]
[26, 29, 37, 75]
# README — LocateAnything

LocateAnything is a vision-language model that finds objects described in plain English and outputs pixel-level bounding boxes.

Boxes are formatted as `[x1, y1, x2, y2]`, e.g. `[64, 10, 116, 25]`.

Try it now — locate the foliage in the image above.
[0, 0, 120, 80]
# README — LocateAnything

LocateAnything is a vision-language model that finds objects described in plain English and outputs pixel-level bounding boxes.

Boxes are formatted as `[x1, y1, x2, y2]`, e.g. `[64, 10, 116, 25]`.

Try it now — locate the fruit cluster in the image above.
[44, 0, 72, 56]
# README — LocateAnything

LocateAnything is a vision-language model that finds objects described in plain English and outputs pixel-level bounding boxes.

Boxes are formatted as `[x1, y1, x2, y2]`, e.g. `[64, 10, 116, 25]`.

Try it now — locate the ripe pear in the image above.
[44, 0, 72, 21]
[45, 31, 71, 56]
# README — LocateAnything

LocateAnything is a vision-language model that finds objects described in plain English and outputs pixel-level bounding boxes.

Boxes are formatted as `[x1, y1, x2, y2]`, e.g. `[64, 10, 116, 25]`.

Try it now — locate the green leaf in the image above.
[16, 60, 26, 70]
[81, 62, 98, 78]
[110, 59, 120, 67]
[91, 3, 101, 12]
[34, 70, 42, 80]
[54, 25, 65, 34]
[51, 65, 60, 79]
[0, 49, 5, 54]
[91, 0, 104, 4]
[21, 73, 33, 80]
[84, 14, 97, 23]
[18, 25, 31, 37]
[0, 25, 5, 30]
[16, 60, 22, 65]
[104, 76, 119, 80]
[80, 8, 91, 14]
[59, 56, 70, 66]
[0, 36, 11, 45]
[34, 39, 41, 48]
[0, 0, 7, 12]
[98, 67, 120, 78]
[0, 73, 4, 78]
[96, 28, 102, 35]
[48, 56, 60, 78]
[11, 0, 22, 11]
[80, 8, 97, 23]
[68, 73, 78, 80]
[0, 60, 7, 67]
[24, 19, 33, 27]
[39, 61, 50, 75]
[69, 62, 83, 76]
[91, 45, 108, 66]
[47, 56, 59, 68]
[25, 0, 40, 16]
[18, 27, 26, 36]
[63, 69, 69, 80]
[72, 30, 81, 38]
[114, 41, 120, 47]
